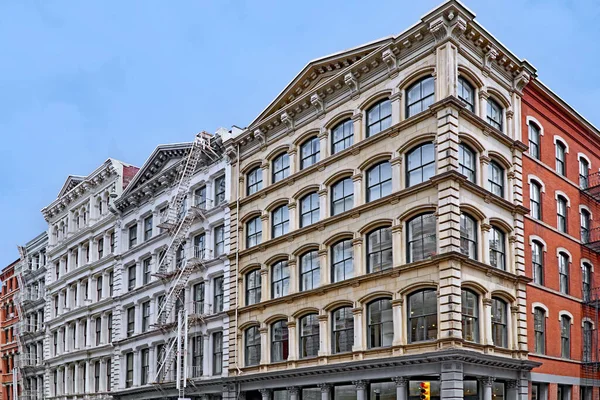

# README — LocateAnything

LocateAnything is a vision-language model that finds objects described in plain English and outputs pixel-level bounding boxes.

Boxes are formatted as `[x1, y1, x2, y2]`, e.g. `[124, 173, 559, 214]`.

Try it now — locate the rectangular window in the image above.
[192, 335, 203, 378]
[141, 348, 149, 385]
[94, 361, 100, 392]
[128, 265, 136, 291]
[106, 358, 112, 391]
[125, 353, 133, 388]
[97, 238, 104, 259]
[128, 225, 137, 249]
[215, 175, 226, 205]
[193, 283, 204, 315]
[127, 307, 135, 337]
[95, 317, 101, 346]
[142, 301, 150, 332]
[194, 187, 207, 209]
[213, 332, 223, 375]
[142, 258, 151, 285]
[144, 216, 153, 241]
[107, 314, 112, 343]
[108, 271, 114, 296]
[214, 225, 225, 256]
[110, 232, 115, 253]
[96, 276, 102, 301]
[559, 254, 569, 295]
[214, 276, 224, 313]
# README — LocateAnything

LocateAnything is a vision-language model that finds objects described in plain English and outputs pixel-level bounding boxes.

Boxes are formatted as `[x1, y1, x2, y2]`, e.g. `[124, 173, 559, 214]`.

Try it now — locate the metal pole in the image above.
[176, 310, 182, 390]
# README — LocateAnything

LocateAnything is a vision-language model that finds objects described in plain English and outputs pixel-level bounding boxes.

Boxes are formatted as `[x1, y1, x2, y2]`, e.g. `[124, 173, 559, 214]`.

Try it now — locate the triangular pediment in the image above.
[57, 175, 85, 198]
[250, 37, 392, 126]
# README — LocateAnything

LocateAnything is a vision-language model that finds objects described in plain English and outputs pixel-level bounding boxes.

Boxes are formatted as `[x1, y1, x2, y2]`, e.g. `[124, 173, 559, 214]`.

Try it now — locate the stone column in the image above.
[318, 130, 329, 159]
[506, 380, 518, 400]
[202, 335, 210, 376]
[261, 214, 269, 242]
[318, 189, 328, 220]
[260, 326, 268, 365]
[479, 377, 495, 400]
[353, 381, 369, 400]
[260, 266, 269, 303]
[511, 306, 519, 351]
[352, 307, 363, 352]
[440, 361, 463, 400]
[289, 260, 298, 294]
[352, 237, 363, 277]
[289, 149, 297, 175]
[318, 249, 329, 287]
[318, 314, 328, 356]
[352, 173, 363, 208]
[392, 299, 403, 346]
[435, 42, 457, 100]
[352, 113, 363, 144]
[391, 91, 402, 125]
[84, 360, 91, 393]
[483, 298, 493, 346]
[287, 321, 297, 361]
[392, 377, 408, 400]
[391, 157, 402, 192]
[261, 162, 270, 188]
[480, 155, 490, 189]
[86, 317, 92, 347]
[288, 201, 297, 231]
[77, 245, 83, 268]
[288, 387, 300, 400]
[506, 110, 514, 140]
[479, 90, 489, 121]
[75, 321, 80, 350]
[318, 384, 332, 400]
[391, 225, 402, 268]
[259, 389, 272, 400]
[481, 224, 491, 265]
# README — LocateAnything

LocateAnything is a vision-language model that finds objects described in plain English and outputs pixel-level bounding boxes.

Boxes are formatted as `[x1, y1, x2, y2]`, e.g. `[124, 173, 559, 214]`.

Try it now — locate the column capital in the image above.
[259, 389, 272, 396]
[506, 380, 518, 389]
[353, 380, 369, 390]
[287, 387, 301, 395]
[482, 298, 493, 307]
[318, 383, 333, 393]
[392, 377, 408, 387]
[478, 376, 495, 387]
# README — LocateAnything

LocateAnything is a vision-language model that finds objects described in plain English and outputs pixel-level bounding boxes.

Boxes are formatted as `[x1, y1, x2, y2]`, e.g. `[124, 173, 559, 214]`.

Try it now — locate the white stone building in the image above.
[110, 132, 233, 400]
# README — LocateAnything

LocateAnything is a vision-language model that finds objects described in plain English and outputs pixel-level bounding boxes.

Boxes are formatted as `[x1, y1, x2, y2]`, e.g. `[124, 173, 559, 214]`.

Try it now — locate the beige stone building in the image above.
[223, 1, 537, 400]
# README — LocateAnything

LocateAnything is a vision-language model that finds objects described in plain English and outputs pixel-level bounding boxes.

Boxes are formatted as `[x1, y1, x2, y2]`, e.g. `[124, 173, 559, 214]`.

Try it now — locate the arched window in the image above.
[271, 260, 290, 299]
[406, 143, 435, 187]
[299, 314, 319, 358]
[331, 119, 354, 154]
[555, 142, 566, 176]
[367, 299, 393, 348]
[366, 161, 392, 201]
[366, 99, 392, 137]
[528, 123, 540, 159]
[272, 205, 289, 238]
[457, 76, 475, 112]
[246, 216, 262, 248]
[534, 307, 546, 354]
[460, 213, 477, 260]
[367, 227, 393, 272]
[300, 192, 320, 227]
[300, 137, 320, 169]
[583, 263, 592, 302]
[530, 182, 542, 220]
[272, 153, 290, 183]
[331, 177, 353, 216]
[559, 252, 570, 295]
[407, 213, 436, 263]
[246, 269, 261, 306]
[557, 196, 568, 233]
[331, 239, 353, 283]
[459, 144, 476, 183]
[299, 251, 320, 292]
[406, 77, 435, 117]
[488, 161, 504, 197]
[408, 290, 437, 343]
[486, 98, 503, 131]
[580, 157, 590, 189]
[532, 241, 544, 285]
[560, 315, 571, 358]
[461, 289, 479, 342]
[584, 321, 593, 362]
[581, 209, 591, 244]
[245, 326, 261, 366]
[491, 298, 507, 348]
[332, 307, 354, 354]
[271, 320, 289, 362]
[247, 167, 263, 195]
[489, 226, 505, 270]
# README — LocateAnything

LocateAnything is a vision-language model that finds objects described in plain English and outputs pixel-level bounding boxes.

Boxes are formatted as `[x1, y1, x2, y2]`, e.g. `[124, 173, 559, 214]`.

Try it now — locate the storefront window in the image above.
[334, 385, 357, 400]
[370, 382, 396, 400]
[302, 388, 320, 400]
[409, 381, 440, 399]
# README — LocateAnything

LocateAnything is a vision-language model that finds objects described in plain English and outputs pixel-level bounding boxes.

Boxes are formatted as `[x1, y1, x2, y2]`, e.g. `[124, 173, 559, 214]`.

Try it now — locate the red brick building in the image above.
[522, 80, 600, 400]
[0, 260, 19, 400]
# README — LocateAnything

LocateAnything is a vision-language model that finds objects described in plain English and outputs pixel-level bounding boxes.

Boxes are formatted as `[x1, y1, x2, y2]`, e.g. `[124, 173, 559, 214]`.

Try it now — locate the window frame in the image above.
[213, 331, 223, 375]
[532, 241, 544, 285]
[528, 123, 541, 159]
[406, 76, 435, 117]
[530, 181, 542, 220]
[559, 252, 570, 295]
[300, 136, 320, 169]
[331, 306, 354, 354]
[331, 239, 353, 283]
[458, 143, 476, 183]
[246, 167, 263, 196]
[270, 320, 289, 363]
[214, 225, 225, 256]
[214, 175, 226, 205]
[300, 192, 320, 227]
[457, 76, 475, 112]
[246, 216, 262, 248]
[366, 99, 392, 137]
[299, 314, 319, 359]
[488, 161, 504, 197]
[271, 260, 290, 299]
[245, 269, 261, 306]
[560, 315, 571, 359]
[245, 326, 261, 366]
[408, 289, 438, 343]
[534, 307, 546, 354]
[331, 119, 354, 154]
[128, 225, 137, 249]
[406, 213, 437, 263]
[557, 196, 568, 233]
[144, 215, 153, 241]
[406, 143, 435, 187]
[555, 141, 566, 176]
[331, 177, 353, 216]
[272, 153, 290, 183]
[489, 226, 506, 270]
[214, 276, 224, 313]
[299, 250, 320, 292]
[193, 282, 205, 315]
[461, 289, 479, 343]
[366, 226, 393, 273]
[581, 209, 591, 244]
[460, 213, 478, 260]
[366, 161, 392, 202]
[491, 297, 507, 348]
[580, 157, 590, 189]
[271, 205, 290, 239]
[487, 98, 503, 131]
[367, 298, 393, 348]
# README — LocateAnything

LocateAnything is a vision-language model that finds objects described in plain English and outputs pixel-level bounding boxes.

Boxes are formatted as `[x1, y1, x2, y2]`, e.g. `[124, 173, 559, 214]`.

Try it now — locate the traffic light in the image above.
[419, 382, 431, 400]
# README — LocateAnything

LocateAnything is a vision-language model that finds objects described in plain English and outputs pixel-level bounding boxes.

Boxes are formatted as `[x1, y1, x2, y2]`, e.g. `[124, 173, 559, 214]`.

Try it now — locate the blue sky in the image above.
[0, 0, 599, 266]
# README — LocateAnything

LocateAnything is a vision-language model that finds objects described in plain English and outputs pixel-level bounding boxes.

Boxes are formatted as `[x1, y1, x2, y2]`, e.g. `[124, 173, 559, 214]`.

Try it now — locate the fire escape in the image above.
[151, 132, 219, 398]
[581, 172, 600, 387]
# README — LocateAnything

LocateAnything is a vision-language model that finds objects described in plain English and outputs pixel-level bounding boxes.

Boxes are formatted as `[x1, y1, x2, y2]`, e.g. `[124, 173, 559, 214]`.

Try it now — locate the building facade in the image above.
[522, 80, 600, 400]
[224, 2, 537, 400]
[15, 232, 48, 400]
[0, 260, 20, 400]
[41, 159, 138, 399]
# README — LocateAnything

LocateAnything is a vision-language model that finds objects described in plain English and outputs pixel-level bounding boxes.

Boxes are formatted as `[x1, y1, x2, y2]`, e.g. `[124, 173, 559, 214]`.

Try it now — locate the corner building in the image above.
[0, 260, 19, 400]
[225, 2, 536, 400]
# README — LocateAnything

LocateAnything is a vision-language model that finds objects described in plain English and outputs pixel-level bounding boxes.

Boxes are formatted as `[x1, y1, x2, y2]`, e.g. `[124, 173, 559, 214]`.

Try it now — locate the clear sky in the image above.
[0, 0, 599, 266]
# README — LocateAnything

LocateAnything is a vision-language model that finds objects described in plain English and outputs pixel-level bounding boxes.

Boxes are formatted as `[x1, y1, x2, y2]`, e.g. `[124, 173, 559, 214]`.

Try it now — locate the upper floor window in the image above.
[560, 315, 571, 358]
[559, 252, 570, 294]
[366, 161, 392, 201]
[407, 213, 436, 263]
[460, 213, 477, 260]
[143, 216, 153, 241]
[271, 260, 290, 299]
[272, 205, 289, 238]
[367, 299, 393, 348]
[530, 182, 542, 220]
[406, 77, 435, 117]
[128, 225, 137, 249]
[299, 314, 319, 358]
[331, 119, 354, 154]
[246, 269, 261, 306]
[246, 167, 263, 196]
[272, 153, 290, 183]
[271, 320, 289, 363]
[584, 321, 593, 362]
[457, 77, 475, 112]
[367, 227, 392, 273]
[300, 137, 320, 169]
[491, 297, 507, 348]
[408, 289, 437, 343]
[406, 143, 435, 187]
[366, 99, 392, 137]
[246, 216, 262, 248]
[532, 241, 544, 285]
[300, 193, 319, 228]
[331, 239, 353, 283]
[332, 307, 354, 354]
[194, 186, 207, 209]
[214, 225, 225, 256]
[555, 142, 566, 176]
[581, 209, 591, 244]
[529, 123, 541, 159]
[245, 326, 261, 366]
[213, 331, 223, 374]
[331, 178, 353, 216]
[583, 263, 592, 302]
[300, 251, 320, 292]
[486, 98, 503, 131]
[194, 233, 205, 259]
[488, 161, 504, 197]
[534, 307, 546, 354]
[214, 276, 224, 313]
[557, 196, 568, 233]
[580, 157, 590, 189]
[461, 289, 479, 342]
[214, 175, 226, 205]
[489, 226, 506, 270]
[459, 144, 476, 183]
